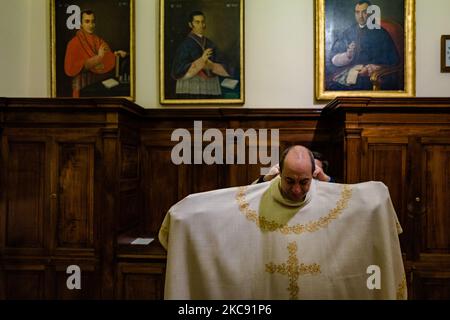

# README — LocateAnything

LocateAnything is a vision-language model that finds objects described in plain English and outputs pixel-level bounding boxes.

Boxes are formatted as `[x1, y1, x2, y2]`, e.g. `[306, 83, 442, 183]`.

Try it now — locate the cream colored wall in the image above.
[1, 0, 449, 108]
[0, 0, 48, 97]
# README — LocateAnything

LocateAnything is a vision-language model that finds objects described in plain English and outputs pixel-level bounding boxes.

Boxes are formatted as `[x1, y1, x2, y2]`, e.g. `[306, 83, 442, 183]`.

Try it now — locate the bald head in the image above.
[279, 146, 315, 202]
[280, 145, 315, 174]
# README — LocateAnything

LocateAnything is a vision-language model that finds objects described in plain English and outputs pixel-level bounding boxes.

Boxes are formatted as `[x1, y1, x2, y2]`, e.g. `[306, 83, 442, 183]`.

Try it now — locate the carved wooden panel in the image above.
[245, 163, 264, 185]
[412, 270, 450, 300]
[144, 146, 181, 234]
[4, 266, 46, 299]
[57, 143, 94, 249]
[121, 144, 139, 179]
[116, 263, 165, 300]
[362, 138, 408, 252]
[344, 129, 363, 183]
[54, 265, 99, 299]
[119, 190, 139, 232]
[191, 164, 223, 193]
[6, 141, 46, 249]
[421, 143, 450, 254]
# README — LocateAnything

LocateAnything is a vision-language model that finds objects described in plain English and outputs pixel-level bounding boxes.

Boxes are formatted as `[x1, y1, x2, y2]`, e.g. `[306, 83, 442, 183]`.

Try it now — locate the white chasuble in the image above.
[158, 178, 407, 300]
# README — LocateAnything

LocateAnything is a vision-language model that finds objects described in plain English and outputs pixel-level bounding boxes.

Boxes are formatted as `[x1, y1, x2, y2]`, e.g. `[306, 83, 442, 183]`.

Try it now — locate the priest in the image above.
[159, 145, 406, 299]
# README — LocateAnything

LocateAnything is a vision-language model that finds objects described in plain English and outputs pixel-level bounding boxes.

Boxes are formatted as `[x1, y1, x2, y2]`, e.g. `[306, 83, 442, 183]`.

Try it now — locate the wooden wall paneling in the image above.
[3, 134, 51, 257]
[0, 264, 4, 299]
[0, 126, 4, 256]
[412, 270, 450, 300]
[407, 136, 423, 261]
[190, 126, 225, 191]
[116, 262, 165, 300]
[245, 164, 264, 185]
[191, 164, 224, 193]
[322, 112, 345, 182]
[118, 142, 141, 233]
[53, 262, 99, 299]
[142, 143, 182, 234]
[0, 98, 146, 300]
[226, 122, 267, 186]
[328, 130, 345, 182]
[56, 141, 95, 252]
[119, 185, 140, 233]
[420, 137, 450, 257]
[3, 264, 48, 299]
[121, 144, 139, 180]
[362, 136, 409, 254]
[3, 97, 450, 300]
[344, 128, 363, 183]
[324, 97, 450, 300]
[140, 129, 176, 235]
[227, 163, 250, 187]
[100, 127, 120, 299]
[93, 134, 103, 261]
[223, 124, 258, 186]
[0, 133, 8, 254]
[278, 128, 332, 159]
[138, 115, 336, 238]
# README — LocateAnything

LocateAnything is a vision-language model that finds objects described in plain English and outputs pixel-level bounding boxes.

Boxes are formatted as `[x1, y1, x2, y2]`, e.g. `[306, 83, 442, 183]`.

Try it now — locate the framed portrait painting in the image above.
[160, 0, 244, 105]
[315, 0, 415, 101]
[50, 0, 135, 99]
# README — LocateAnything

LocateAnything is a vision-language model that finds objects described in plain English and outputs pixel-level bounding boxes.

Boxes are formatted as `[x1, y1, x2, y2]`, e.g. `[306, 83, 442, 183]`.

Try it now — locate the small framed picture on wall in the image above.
[50, 0, 135, 99]
[441, 35, 450, 73]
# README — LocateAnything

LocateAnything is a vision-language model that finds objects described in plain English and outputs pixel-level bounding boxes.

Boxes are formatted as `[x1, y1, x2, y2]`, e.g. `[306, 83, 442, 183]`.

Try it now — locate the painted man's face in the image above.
[354, 3, 369, 26]
[81, 13, 96, 34]
[189, 15, 206, 35]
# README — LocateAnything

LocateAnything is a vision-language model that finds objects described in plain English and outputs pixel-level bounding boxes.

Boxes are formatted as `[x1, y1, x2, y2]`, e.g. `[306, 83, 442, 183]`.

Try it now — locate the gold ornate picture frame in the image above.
[160, 0, 244, 105]
[50, 0, 135, 100]
[315, 0, 415, 101]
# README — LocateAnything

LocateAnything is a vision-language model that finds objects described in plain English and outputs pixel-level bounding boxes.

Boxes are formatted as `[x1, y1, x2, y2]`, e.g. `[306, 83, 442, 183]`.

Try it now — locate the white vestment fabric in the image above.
[159, 178, 407, 300]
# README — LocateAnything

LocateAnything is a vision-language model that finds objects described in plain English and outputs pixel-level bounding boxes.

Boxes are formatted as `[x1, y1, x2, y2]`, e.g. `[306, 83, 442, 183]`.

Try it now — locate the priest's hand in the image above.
[313, 165, 331, 182]
[263, 163, 280, 182]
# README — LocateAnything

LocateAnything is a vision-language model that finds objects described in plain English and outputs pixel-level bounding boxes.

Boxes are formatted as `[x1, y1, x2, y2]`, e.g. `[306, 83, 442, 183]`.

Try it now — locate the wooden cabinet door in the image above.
[1, 131, 99, 257]
[416, 137, 450, 261]
[52, 139, 96, 256]
[360, 136, 410, 256]
[361, 135, 450, 299]
[0, 130, 100, 299]
[0, 133, 51, 257]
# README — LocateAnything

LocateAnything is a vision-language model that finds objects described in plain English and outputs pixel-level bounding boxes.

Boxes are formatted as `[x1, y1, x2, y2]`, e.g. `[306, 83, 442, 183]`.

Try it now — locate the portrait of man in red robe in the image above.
[64, 10, 127, 97]
[52, 1, 132, 98]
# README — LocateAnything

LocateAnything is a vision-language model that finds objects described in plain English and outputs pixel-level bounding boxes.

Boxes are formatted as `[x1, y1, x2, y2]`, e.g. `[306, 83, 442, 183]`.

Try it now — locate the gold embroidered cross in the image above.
[265, 241, 321, 299]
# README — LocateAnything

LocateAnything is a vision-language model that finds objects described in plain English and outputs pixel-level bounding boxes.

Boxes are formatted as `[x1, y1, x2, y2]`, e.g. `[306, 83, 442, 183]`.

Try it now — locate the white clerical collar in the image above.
[257, 176, 315, 223]
[270, 176, 315, 208]
[359, 24, 367, 28]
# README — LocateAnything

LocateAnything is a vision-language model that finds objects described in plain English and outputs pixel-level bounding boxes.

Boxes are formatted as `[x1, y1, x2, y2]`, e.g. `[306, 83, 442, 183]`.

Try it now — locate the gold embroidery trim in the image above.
[236, 184, 352, 234]
[265, 242, 321, 300]
[396, 274, 407, 300]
